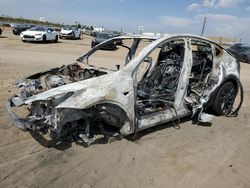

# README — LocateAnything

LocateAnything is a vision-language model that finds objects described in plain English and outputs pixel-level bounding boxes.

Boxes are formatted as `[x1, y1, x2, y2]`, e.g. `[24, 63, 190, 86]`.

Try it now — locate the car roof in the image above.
[114, 34, 225, 48]
[78, 34, 227, 63]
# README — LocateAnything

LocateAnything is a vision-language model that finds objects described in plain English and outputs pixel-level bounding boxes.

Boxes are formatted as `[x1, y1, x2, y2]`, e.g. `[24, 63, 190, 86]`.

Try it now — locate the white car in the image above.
[60, 27, 81, 39]
[20, 26, 59, 42]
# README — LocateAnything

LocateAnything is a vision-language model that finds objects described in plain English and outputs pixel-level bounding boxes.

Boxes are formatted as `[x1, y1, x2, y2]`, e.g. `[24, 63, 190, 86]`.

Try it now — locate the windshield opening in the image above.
[64, 27, 74, 30]
[98, 33, 113, 39]
[83, 38, 149, 71]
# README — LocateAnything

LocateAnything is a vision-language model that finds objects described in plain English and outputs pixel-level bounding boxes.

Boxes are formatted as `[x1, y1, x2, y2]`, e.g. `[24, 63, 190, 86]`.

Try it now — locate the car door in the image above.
[46, 28, 55, 40]
[134, 37, 191, 131]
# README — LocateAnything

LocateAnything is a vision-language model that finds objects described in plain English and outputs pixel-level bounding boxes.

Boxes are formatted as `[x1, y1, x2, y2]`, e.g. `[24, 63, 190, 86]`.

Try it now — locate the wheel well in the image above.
[95, 103, 130, 129]
[225, 78, 238, 94]
[205, 77, 239, 112]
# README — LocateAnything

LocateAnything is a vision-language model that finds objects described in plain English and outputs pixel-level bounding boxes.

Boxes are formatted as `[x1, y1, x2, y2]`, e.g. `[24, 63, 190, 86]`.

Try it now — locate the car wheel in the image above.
[42, 35, 47, 42]
[0, 29, 2, 36]
[13, 30, 17, 35]
[91, 41, 95, 48]
[242, 55, 249, 64]
[54, 35, 58, 43]
[212, 81, 236, 115]
[72, 33, 76, 40]
[22, 40, 27, 42]
[59, 35, 62, 39]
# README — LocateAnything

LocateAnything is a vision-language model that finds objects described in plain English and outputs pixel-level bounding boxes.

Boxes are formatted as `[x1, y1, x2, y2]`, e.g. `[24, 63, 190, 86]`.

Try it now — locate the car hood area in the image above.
[21, 30, 45, 35]
[12, 63, 117, 106]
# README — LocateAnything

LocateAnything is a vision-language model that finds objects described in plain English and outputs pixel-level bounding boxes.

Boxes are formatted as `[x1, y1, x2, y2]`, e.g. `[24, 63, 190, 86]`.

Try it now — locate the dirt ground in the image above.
[0, 28, 250, 188]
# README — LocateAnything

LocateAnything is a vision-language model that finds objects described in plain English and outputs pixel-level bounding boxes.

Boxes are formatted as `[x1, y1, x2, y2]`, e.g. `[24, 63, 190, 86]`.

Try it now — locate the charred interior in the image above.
[186, 40, 214, 106]
[136, 39, 215, 117]
[136, 40, 185, 116]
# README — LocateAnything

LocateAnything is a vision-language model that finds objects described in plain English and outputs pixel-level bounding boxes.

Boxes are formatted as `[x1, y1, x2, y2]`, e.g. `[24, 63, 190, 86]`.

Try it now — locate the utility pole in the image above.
[201, 17, 207, 36]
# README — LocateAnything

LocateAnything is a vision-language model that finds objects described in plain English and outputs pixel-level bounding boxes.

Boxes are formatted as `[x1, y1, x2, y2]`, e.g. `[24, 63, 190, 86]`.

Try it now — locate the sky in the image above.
[1, 0, 250, 42]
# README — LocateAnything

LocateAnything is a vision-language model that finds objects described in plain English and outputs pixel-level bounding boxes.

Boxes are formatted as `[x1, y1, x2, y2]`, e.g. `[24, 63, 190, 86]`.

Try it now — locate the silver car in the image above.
[7, 34, 243, 146]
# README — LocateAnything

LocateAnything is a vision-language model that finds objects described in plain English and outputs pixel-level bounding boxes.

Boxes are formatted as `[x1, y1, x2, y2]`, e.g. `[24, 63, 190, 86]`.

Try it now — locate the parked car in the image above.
[91, 32, 116, 49]
[59, 27, 81, 39]
[13, 24, 34, 35]
[227, 43, 250, 64]
[7, 35, 243, 146]
[20, 26, 59, 42]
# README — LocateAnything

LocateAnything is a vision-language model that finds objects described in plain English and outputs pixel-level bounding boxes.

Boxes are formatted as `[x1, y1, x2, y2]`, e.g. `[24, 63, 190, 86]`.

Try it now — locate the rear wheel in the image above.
[212, 81, 236, 115]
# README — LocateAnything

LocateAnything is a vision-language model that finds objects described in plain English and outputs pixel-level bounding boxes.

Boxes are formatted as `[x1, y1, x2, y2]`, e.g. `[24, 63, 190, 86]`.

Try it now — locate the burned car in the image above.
[7, 35, 243, 145]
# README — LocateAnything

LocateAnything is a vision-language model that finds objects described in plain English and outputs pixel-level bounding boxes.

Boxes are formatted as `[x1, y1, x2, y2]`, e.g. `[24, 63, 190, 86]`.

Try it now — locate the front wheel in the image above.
[212, 81, 236, 115]
[242, 55, 249, 64]
[42, 35, 47, 42]
[54, 35, 58, 43]
[72, 33, 76, 40]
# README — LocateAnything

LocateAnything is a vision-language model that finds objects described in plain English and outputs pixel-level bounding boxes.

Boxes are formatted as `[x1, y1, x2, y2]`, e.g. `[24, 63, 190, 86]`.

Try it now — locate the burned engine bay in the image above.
[18, 63, 108, 98]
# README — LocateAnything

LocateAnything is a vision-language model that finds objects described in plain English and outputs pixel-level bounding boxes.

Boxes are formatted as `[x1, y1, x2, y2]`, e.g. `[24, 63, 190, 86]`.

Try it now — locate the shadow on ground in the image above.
[29, 115, 211, 150]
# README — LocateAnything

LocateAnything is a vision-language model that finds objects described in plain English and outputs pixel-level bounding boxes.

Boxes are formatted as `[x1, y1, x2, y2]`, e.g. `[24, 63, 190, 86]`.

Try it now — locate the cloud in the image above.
[196, 13, 250, 42]
[187, 0, 245, 11]
[187, 3, 201, 11]
[157, 13, 250, 43]
[246, 6, 250, 11]
[159, 16, 193, 27]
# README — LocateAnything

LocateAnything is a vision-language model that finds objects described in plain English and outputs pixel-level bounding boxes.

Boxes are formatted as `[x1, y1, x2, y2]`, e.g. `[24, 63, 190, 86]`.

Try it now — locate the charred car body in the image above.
[7, 35, 243, 145]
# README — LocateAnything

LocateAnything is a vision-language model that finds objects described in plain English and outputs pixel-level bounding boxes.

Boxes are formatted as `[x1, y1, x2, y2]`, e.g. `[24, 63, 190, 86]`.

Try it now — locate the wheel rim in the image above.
[219, 85, 236, 114]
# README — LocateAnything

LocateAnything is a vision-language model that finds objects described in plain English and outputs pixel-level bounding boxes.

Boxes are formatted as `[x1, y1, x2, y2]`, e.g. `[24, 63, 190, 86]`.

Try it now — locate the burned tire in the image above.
[212, 81, 236, 115]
